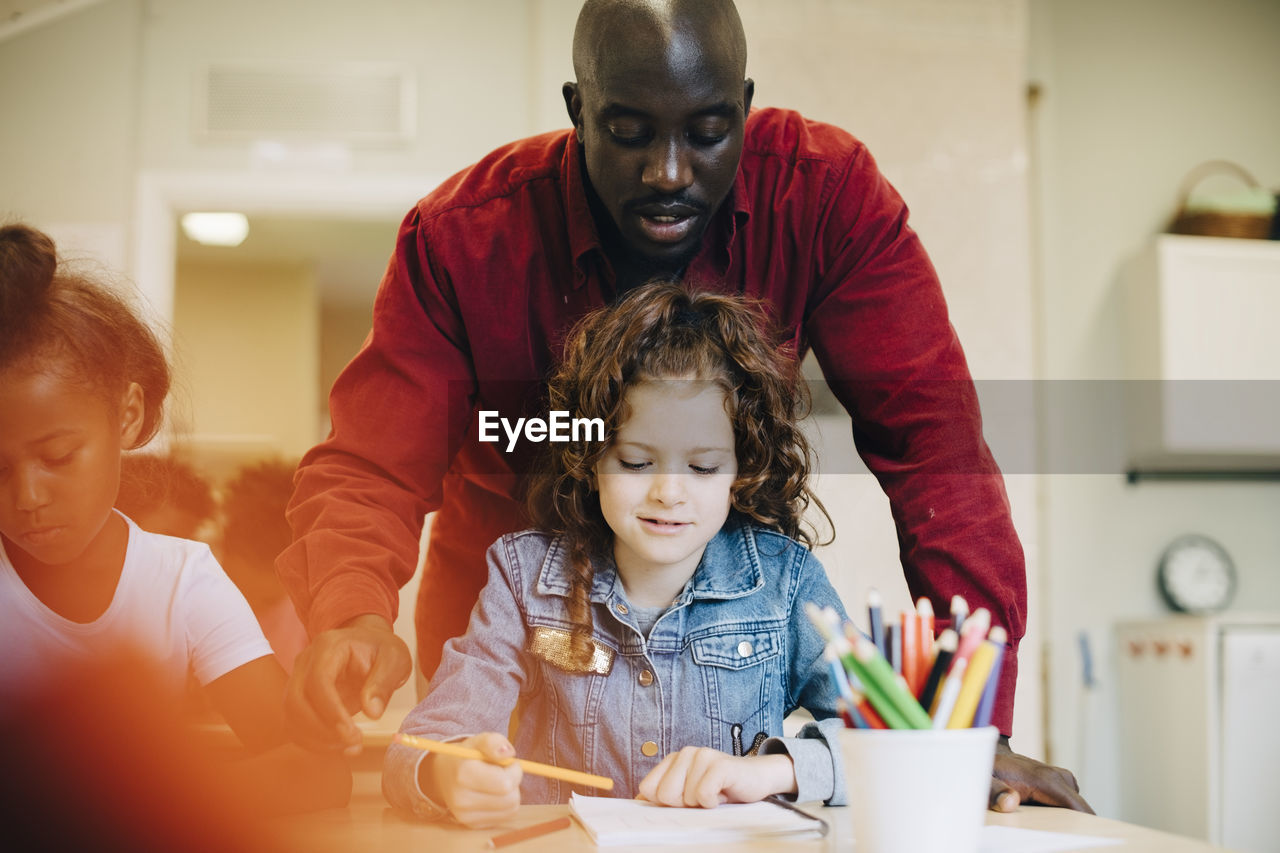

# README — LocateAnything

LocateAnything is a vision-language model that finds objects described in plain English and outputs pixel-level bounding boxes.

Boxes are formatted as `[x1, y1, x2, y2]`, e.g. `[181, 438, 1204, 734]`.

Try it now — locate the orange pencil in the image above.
[394, 734, 614, 791]
[900, 607, 920, 697]
[916, 597, 936, 684]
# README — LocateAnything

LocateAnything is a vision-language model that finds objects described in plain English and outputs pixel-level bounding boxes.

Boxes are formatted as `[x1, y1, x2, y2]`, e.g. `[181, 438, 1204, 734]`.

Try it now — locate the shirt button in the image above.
[638, 669, 654, 687]
[615, 603, 629, 615]
[737, 640, 754, 658]
[641, 741, 659, 757]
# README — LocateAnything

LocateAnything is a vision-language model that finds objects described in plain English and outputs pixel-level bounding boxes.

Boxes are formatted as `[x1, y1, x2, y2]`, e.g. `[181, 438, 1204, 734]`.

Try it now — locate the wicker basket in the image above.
[1166, 160, 1274, 240]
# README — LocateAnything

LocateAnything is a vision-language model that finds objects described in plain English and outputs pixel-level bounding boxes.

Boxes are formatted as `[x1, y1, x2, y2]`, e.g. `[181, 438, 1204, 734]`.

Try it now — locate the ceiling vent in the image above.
[195, 62, 416, 144]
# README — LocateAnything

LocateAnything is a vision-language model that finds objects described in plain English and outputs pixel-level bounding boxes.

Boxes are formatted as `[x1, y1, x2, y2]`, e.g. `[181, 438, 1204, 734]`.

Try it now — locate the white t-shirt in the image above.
[0, 513, 274, 701]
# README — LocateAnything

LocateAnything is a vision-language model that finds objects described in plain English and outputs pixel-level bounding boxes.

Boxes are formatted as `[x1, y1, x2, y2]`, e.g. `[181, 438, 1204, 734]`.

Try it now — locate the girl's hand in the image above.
[423, 732, 523, 828]
[637, 747, 796, 808]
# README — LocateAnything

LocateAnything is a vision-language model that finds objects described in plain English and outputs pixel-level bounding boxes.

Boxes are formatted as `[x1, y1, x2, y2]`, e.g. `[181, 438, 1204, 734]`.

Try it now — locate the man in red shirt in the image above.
[280, 0, 1090, 811]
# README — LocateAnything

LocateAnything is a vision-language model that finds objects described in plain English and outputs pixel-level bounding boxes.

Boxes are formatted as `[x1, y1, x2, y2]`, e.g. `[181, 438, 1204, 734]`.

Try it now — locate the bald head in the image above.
[572, 0, 747, 89]
[563, 0, 754, 279]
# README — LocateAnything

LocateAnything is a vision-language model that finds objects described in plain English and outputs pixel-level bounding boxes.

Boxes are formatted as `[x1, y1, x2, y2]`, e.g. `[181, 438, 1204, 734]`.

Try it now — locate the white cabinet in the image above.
[1116, 616, 1280, 851]
[1123, 236, 1280, 468]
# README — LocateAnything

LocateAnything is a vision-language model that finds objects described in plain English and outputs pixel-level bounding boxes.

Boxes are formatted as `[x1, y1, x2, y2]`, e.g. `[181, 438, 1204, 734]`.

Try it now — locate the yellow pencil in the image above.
[393, 733, 615, 791]
[947, 637, 998, 729]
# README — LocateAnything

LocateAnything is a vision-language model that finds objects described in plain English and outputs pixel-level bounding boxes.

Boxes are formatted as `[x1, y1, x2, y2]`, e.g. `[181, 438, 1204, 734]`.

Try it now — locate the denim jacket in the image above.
[383, 517, 850, 816]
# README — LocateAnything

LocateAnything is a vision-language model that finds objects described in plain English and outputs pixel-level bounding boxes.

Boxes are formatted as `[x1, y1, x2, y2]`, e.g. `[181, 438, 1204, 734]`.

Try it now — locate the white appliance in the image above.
[1116, 616, 1280, 852]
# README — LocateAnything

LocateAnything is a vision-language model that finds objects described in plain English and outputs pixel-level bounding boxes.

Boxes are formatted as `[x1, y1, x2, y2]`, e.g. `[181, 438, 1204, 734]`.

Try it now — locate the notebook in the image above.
[568, 794, 826, 846]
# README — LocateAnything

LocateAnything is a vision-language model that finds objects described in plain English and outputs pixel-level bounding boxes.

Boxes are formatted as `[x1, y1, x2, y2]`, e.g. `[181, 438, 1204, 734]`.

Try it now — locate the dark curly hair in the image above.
[0, 223, 170, 447]
[527, 281, 830, 665]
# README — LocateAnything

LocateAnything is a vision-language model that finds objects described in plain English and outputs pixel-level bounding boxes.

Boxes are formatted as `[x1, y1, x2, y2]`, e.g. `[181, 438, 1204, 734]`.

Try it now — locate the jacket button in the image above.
[615, 602, 629, 615]
[641, 741, 659, 757]
[737, 640, 754, 658]
[638, 669, 654, 686]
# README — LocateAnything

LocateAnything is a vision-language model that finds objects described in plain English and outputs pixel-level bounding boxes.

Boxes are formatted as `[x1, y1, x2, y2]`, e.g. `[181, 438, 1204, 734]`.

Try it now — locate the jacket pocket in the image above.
[689, 628, 784, 751]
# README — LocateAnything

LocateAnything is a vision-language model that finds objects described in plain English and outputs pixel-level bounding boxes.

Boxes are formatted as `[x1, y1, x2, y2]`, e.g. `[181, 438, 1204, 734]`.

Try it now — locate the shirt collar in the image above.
[536, 517, 765, 603]
[561, 132, 603, 289]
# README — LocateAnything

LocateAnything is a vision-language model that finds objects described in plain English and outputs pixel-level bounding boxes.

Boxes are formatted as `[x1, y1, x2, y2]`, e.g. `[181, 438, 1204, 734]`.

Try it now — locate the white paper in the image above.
[568, 794, 823, 846]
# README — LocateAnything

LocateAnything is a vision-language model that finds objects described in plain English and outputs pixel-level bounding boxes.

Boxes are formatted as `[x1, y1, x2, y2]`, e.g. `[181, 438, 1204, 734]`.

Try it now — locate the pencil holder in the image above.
[838, 726, 997, 853]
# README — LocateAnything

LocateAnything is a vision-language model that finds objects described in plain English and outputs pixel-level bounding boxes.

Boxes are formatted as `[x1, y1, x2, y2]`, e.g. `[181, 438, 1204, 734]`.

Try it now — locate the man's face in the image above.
[565, 27, 753, 272]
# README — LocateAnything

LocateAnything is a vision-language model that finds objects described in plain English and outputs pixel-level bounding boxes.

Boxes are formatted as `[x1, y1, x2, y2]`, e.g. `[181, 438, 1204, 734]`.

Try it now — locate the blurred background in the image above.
[3, 0, 1279, 843]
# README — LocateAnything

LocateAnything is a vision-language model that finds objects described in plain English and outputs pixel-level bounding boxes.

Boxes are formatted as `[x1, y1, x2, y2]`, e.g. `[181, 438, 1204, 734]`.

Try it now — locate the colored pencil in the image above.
[917, 597, 936, 679]
[900, 607, 920, 695]
[972, 626, 1008, 728]
[947, 634, 999, 729]
[887, 623, 901, 675]
[488, 816, 572, 848]
[952, 607, 991, 666]
[918, 628, 958, 712]
[825, 646, 855, 701]
[394, 734, 614, 790]
[838, 637, 910, 729]
[950, 594, 969, 635]
[851, 636, 932, 729]
[867, 588, 886, 657]
[849, 687, 888, 729]
[930, 656, 967, 728]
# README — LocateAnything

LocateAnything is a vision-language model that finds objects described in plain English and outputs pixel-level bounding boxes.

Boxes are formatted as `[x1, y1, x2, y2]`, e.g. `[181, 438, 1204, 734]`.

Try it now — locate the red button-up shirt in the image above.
[279, 107, 1026, 735]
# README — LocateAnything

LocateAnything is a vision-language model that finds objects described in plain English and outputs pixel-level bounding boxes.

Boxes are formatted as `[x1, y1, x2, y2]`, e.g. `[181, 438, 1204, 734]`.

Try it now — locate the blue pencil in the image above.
[867, 588, 886, 657]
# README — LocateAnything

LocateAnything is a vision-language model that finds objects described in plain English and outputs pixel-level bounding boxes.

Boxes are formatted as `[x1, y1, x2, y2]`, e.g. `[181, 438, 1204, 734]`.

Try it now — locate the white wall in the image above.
[1030, 0, 1280, 819]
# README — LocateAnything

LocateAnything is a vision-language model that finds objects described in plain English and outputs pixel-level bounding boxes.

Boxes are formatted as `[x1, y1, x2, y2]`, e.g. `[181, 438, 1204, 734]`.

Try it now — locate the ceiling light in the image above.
[181, 212, 249, 247]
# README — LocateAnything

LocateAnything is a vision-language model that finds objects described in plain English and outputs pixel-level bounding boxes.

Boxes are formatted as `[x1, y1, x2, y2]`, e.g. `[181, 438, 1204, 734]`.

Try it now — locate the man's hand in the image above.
[285, 614, 413, 756]
[637, 747, 796, 808]
[423, 733, 523, 828]
[991, 737, 1094, 813]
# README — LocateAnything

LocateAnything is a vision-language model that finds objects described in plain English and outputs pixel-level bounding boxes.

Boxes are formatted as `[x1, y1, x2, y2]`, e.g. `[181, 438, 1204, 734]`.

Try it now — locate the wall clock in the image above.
[1156, 533, 1236, 615]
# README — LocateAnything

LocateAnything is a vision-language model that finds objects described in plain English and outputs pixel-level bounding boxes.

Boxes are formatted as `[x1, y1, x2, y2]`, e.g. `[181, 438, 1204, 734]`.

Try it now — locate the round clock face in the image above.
[1157, 534, 1236, 614]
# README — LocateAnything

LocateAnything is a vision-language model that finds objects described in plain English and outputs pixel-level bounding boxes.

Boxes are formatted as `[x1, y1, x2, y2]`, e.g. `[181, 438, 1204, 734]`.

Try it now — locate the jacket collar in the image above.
[535, 516, 765, 603]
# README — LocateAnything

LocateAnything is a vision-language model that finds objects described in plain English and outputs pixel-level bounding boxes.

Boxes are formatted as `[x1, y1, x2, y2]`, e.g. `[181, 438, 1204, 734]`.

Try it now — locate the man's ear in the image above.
[119, 382, 146, 449]
[563, 82, 584, 142]
[743, 78, 754, 118]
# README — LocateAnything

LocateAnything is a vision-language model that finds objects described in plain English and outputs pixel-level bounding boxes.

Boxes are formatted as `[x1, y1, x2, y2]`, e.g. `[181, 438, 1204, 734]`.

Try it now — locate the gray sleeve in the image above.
[381, 538, 530, 817]
[759, 716, 847, 805]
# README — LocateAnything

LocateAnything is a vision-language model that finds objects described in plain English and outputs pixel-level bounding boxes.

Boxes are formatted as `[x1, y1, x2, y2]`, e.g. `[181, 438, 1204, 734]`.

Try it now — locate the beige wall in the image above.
[172, 259, 319, 471]
[1031, 0, 1280, 818]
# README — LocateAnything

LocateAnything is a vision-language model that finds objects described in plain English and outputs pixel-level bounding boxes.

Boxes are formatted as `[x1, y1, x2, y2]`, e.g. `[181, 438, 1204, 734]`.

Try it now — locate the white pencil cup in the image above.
[838, 726, 998, 853]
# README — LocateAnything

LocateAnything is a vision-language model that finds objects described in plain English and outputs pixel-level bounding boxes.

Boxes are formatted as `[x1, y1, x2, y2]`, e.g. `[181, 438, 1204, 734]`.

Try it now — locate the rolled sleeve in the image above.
[760, 717, 847, 805]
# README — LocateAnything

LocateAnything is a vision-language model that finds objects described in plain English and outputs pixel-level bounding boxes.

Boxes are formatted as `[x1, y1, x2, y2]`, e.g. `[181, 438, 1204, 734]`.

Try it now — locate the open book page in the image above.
[568, 794, 824, 846]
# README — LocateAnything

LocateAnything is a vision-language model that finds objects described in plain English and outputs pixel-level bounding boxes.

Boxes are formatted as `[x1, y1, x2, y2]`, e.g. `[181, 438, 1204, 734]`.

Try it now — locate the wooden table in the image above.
[270, 770, 1228, 852]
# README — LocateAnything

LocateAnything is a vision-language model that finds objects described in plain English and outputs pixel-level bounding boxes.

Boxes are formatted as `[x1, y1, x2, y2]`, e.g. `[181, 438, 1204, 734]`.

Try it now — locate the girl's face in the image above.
[594, 380, 737, 593]
[0, 368, 143, 571]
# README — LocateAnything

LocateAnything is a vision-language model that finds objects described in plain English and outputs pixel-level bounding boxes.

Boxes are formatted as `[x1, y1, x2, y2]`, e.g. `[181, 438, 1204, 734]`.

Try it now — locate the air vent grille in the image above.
[197, 63, 415, 143]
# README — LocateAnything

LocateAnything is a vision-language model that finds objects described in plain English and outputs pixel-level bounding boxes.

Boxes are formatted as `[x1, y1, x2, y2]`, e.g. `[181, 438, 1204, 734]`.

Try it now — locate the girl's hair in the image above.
[527, 280, 830, 664]
[0, 223, 170, 447]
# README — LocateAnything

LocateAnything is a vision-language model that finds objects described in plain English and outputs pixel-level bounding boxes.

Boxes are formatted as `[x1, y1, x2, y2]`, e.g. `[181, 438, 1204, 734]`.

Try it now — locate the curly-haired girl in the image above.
[384, 281, 851, 826]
